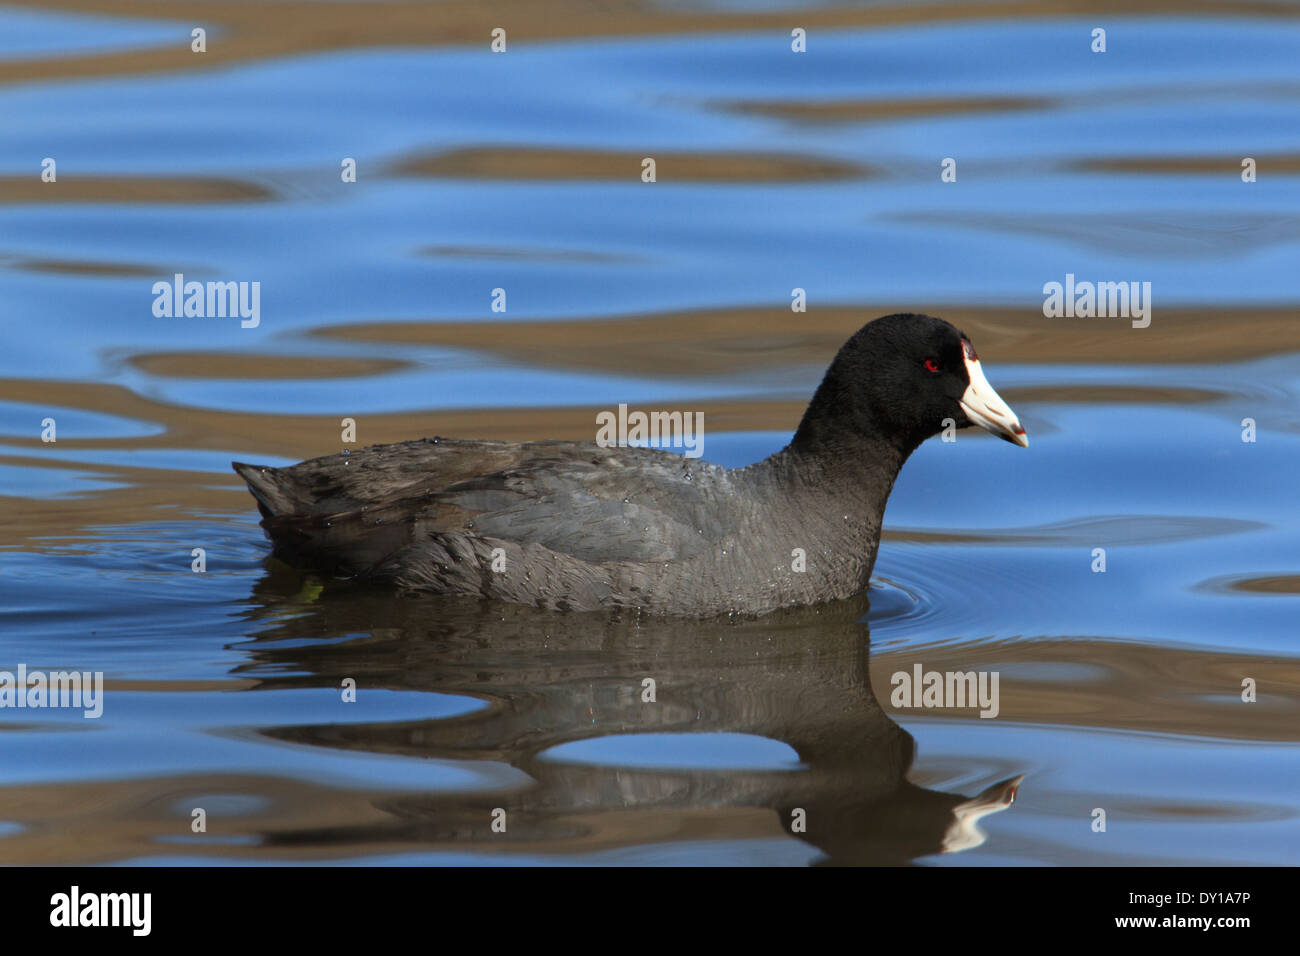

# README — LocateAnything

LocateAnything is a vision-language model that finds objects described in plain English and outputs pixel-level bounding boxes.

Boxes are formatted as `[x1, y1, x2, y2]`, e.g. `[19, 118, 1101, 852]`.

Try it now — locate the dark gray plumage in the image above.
[234, 313, 1026, 616]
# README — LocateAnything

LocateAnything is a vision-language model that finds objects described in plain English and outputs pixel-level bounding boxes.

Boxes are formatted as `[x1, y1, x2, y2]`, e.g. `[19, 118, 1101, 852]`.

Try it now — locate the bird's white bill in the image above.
[960, 353, 1028, 447]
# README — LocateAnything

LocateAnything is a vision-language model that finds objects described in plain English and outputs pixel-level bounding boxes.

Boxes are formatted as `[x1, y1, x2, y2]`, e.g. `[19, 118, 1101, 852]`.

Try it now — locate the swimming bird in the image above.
[233, 313, 1026, 616]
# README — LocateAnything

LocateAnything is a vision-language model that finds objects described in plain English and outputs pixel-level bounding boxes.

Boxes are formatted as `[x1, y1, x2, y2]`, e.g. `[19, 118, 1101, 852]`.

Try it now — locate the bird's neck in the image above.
[752, 427, 913, 538]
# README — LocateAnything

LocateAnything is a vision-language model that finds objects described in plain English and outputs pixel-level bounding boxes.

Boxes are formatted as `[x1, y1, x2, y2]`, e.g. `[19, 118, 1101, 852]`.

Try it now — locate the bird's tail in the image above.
[232, 461, 301, 519]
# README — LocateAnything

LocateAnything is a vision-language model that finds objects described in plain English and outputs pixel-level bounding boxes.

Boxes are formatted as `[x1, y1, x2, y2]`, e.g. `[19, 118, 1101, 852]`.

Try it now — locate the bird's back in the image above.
[233, 438, 751, 610]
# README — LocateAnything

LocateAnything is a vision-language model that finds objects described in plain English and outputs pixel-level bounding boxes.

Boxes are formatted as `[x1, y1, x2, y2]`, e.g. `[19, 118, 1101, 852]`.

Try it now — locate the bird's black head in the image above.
[793, 313, 1027, 455]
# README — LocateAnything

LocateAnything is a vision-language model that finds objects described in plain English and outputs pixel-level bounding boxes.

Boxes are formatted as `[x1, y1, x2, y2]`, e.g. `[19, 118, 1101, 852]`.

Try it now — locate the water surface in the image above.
[1, 0, 1298, 865]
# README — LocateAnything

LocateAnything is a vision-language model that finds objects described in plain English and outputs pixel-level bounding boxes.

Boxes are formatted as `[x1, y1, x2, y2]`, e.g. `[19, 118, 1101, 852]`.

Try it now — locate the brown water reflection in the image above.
[0, 175, 272, 204]
[393, 148, 868, 182]
[13, 0, 1295, 87]
[724, 95, 1054, 124]
[315, 306, 1300, 372]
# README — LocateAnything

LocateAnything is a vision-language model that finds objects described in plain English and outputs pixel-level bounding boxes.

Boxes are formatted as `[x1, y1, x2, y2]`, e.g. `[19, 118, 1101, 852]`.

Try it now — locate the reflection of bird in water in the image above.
[241, 579, 1024, 864]
[942, 776, 1026, 854]
[234, 314, 1026, 616]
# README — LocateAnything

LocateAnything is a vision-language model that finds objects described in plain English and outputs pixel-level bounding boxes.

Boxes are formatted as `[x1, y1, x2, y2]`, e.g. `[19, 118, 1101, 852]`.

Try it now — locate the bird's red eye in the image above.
[924, 358, 940, 373]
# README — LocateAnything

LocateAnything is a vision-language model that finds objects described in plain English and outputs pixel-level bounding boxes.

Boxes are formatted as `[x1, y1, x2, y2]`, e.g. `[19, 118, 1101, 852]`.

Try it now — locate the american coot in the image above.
[234, 313, 1026, 616]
